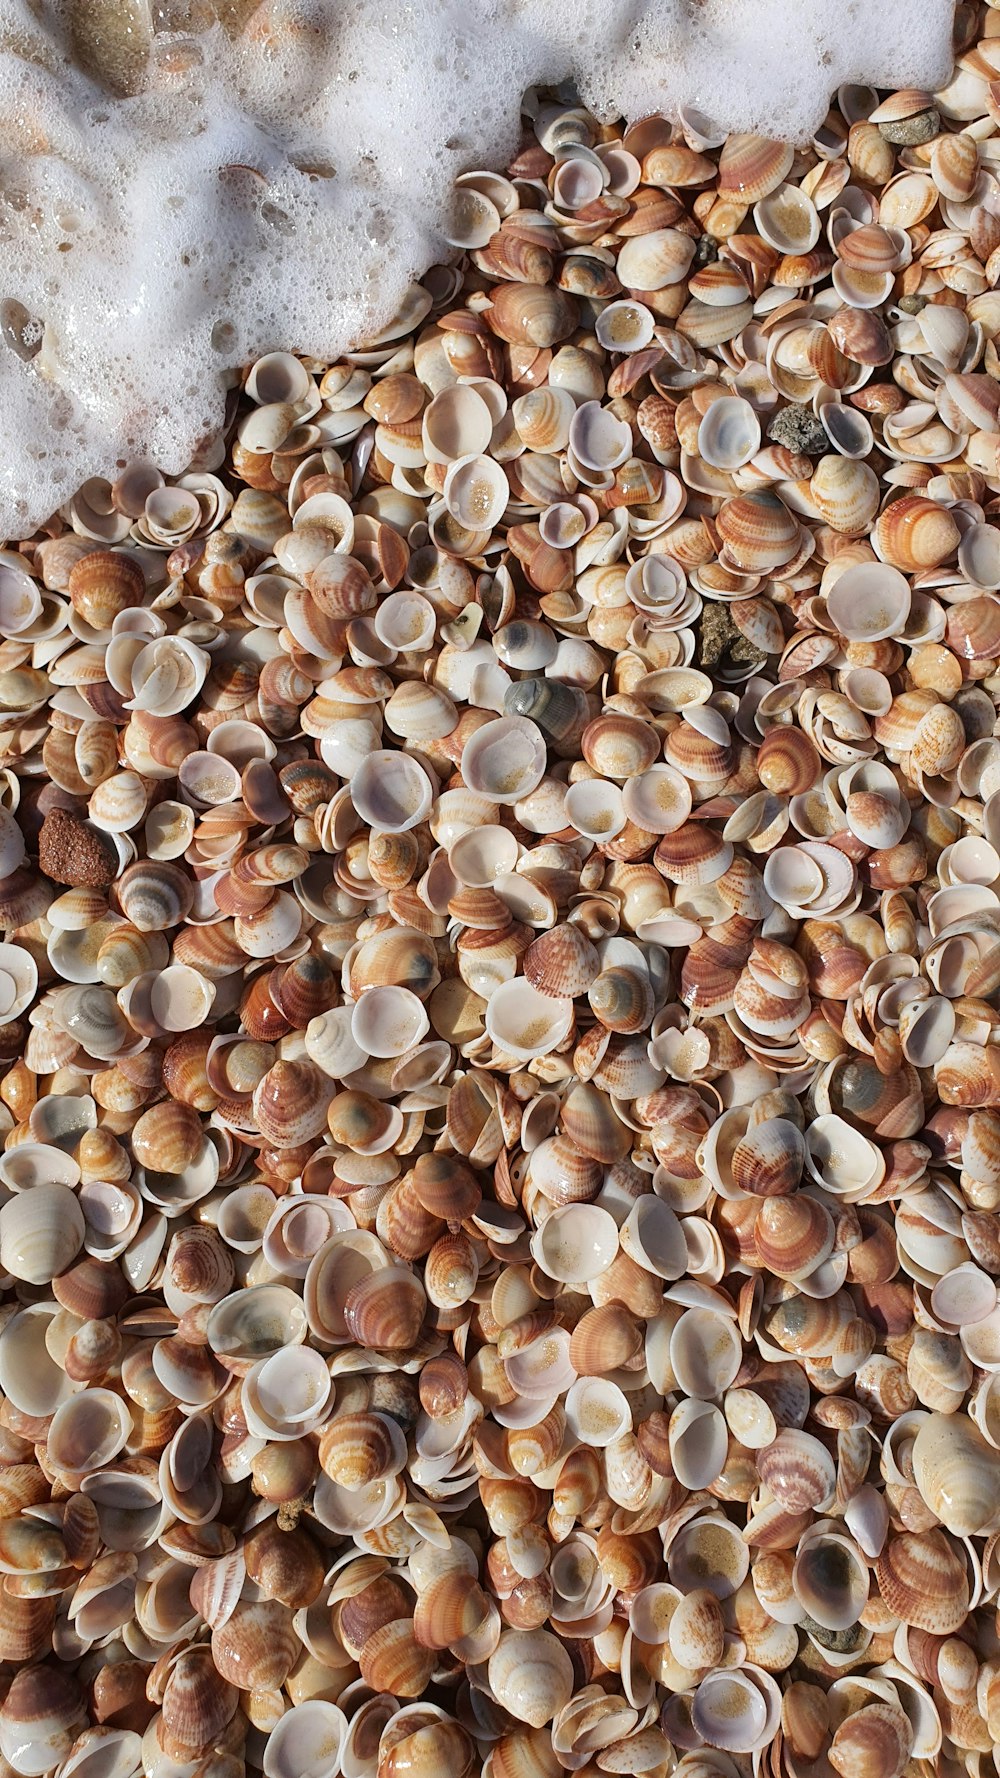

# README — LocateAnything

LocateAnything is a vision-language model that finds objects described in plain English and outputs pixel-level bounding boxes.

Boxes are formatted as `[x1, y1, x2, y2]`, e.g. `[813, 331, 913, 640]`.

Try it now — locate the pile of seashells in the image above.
[9, 6, 1000, 1778]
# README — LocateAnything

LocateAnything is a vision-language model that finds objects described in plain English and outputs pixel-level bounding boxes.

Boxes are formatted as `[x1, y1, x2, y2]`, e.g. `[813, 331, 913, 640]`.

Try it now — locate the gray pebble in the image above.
[767, 403, 829, 457]
[878, 107, 940, 146]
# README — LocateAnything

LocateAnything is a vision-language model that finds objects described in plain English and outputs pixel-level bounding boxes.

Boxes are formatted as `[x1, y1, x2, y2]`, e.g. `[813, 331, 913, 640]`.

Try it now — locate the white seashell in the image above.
[616, 229, 696, 291]
[351, 985, 430, 1059]
[374, 590, 437, 653]
[486, 977, 574, 1061]
[263, 1702, 348, 1778]
[826, 562, 911, 642]
[462, 715, 548, 804]
[670, 1307, 743, 1399]
[350, 750, 435, 832]
[565, 1377, 632, 1447]
[423, 386, 495, 463]
[443, 454, 509, 529]
[0, 1180, 84, 1284]
[47, 1388, 133, 1474]
[620, 1196, 688, 1279]
[622, 765, 693, 835]
[668, 1398, 729, 1490]
[569, 401, 633, 472]
[754, 184, 820, 253]
[595, 300, 655, 354]
[242, 1346, 334, 1439]
[564, 778, 626, 841]
[126, 636, 211, 717]
[0, 941, 36, 1025]
[530, 1203, 619, 1284]
[0, 1304, 77, 1416]
[931, 1263, 997, 1329]
[149, 964, 215, 1031]
[698, 397, 761, 471]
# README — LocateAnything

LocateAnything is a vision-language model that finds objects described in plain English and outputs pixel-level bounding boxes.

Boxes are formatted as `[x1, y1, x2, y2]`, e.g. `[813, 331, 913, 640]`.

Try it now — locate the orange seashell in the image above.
[130, 1101, 202, 1174]
[487, 283, 578, 348]
[717, 491, 800, 572]
[719, 134, 794, 201]
[68, 550, 145, 630]
[874, 495, 961, 572]
[359, 1616, 437, 1697]
[413, 1570, 490, 1650]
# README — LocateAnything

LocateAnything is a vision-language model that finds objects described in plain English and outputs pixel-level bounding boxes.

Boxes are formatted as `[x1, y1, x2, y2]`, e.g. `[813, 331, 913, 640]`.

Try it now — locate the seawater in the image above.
[0, 0, 954, 538]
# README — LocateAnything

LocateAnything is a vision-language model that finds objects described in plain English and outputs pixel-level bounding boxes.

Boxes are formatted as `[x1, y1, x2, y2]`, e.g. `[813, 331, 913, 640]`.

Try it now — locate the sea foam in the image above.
[0, 0, 954, 538]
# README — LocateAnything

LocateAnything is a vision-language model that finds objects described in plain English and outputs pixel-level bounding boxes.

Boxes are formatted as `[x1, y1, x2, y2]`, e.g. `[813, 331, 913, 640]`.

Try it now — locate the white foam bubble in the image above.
[0, 0, 953, 537]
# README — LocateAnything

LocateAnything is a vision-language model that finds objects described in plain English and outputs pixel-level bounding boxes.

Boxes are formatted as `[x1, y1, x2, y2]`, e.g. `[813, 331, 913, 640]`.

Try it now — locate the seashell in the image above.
[212, 1599, 300, 1691]
[486, 977, 574, 1061]
[0, 1182, 85, 1284]
[488, 283, 578, 348]
[911, 1411, 1000, 1536]
[717, 492, 800, 572]
[810, 455, 880, 534]
[582, 715, 661, 781]
[523, 924, 600, 999]
[719, 134, 795, 201]
[874, 496, 961, 571]
[616, 229, 696, 291]
[0, 1665, 86, 1776]
[487, 1629, 574, 1728]
[462, 716, 548, 804]
[826, 562, 911, 643]
[698, 397, 761, 471]
[262, 1702, 347, 1778]
[874, 1528, 970, 1633]
[531, 1202, 619, 1284]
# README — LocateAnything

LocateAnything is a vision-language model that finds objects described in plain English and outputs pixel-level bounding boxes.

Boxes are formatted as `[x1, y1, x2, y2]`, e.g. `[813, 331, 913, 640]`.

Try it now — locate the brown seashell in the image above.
[874, 1528, 970, 1632]
[587, 964, 655, 1034]
[425, 1230, 479, 1309]
[411, 1151, 482, 1223]
[253, 1058, 332, 1146]
[827, 306, 894, 366]
[0, 1591, 56, 1663]
[946, 595, 1000, 661]
[569, 1303, 642, 1375]
[559, 1081, 631, 1163]
[343, 1265, 427, 1349]
[523, 923, 601, 999]
[829, 1702, 913, 1778]
[243, 1520, 325, 1609]
[756, 726, 821, 795]
[53, 1254, 129, 1320]
[211, 1598, 299, 1689]
[419, 1352, 469, 1421]
[0, 1664, 85, 1771]
[719, 134, 794, 201]
[733, 1118, 806, 1197]
[717, 491, 800, 572]
[161, 1645, 238, 1754]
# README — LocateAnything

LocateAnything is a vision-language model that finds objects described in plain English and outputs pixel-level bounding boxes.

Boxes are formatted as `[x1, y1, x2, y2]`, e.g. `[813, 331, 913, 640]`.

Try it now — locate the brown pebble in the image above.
[37, 806, 118, 888]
